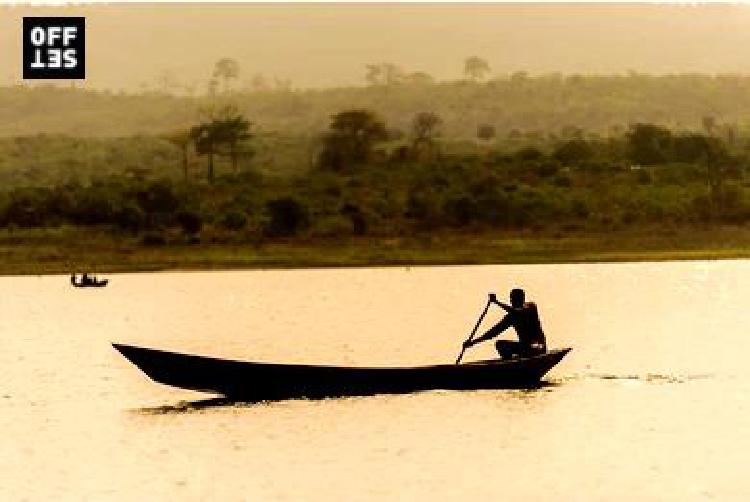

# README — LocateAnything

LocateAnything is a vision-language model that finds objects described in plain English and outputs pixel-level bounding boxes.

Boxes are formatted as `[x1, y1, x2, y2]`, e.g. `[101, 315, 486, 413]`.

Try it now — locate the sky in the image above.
[2, 3, 750, 91]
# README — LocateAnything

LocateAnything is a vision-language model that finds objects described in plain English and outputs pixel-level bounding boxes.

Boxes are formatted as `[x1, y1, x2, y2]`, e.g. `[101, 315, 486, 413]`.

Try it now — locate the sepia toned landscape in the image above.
[3, 4, 750, 502]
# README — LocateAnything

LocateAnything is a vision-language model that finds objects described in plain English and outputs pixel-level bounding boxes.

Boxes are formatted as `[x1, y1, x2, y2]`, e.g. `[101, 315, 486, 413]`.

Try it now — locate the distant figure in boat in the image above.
[463, 288, 547, 360]
[70, 273, 108, 287]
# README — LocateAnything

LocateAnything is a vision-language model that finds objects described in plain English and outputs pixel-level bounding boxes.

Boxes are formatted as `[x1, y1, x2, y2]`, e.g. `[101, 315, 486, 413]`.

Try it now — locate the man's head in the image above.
[510, 288, 525, 308]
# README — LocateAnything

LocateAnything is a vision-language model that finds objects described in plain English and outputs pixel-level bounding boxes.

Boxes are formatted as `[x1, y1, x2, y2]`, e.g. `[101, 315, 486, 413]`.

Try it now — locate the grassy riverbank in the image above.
[1, 226, 748, 275]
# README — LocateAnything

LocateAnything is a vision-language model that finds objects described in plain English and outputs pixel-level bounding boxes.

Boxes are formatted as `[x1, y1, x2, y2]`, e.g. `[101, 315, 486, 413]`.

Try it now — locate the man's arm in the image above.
[464, 314, 512, 347]
[494, 301, 513, 313]
[489, 293, 513, 313]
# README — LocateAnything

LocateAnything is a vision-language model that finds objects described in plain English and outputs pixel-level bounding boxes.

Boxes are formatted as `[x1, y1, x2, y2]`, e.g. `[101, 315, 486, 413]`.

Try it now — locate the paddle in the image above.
[455, 296, 493, 365]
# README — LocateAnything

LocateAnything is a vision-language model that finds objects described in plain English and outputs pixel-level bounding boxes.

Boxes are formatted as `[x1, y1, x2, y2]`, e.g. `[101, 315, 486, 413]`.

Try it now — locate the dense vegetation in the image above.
[0, 121, 747, 246]
[0, 75, 748, 270]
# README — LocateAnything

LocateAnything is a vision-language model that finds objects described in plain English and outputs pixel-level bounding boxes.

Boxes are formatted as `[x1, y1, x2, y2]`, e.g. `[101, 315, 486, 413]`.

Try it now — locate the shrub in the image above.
[136, 180, 180, 215]
[570, 199, 590, 219]
[114, 204, 146, 233]
[515, 147, 544, 162]
[341, 203, 368, 235]
[312, 215, 352, 238]
[635, 169, 653, 185]
[535, 161, 560, 177]
[553, 174, 572, 187]
[477, 124, 496, 141]
[553, 139, 593, 164]
[220, 210, 248, 230]
[443, 196, 477, 227]
[3, 188, 49, 227]
[176, 210, 203, 235]
[265, 197, 309, 237]
[140, 231, 167, 246]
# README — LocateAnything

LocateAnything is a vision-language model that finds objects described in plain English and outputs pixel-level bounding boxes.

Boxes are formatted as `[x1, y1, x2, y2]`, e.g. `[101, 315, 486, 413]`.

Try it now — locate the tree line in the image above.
[0, 105, 747, 244]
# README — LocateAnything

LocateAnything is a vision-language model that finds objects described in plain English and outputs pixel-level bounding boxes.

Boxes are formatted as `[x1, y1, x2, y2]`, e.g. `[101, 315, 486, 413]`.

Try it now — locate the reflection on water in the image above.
[2, 260, 749, 501]
[135, 383, 559, 415]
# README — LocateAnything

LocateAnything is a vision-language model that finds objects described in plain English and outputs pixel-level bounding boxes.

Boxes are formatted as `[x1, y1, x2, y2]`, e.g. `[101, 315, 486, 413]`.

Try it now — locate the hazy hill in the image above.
[3, 74, 750, 139]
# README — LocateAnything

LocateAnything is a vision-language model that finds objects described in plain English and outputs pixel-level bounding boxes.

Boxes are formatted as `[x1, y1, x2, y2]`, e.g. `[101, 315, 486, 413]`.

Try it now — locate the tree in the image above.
[382, 63, 404, 85]
[412, 112, 441, 143]
[341, 203, 368, 235]
[411, 111, 442, 159]
[251, 73, 269, 92]
[553, 139, 593, 165]
[318, 109, 388, 171]
[214, 109, 252, 173]
[163, 129, 191, 181]
[364, 63, 404, 86]
[703, 142, 733, 220]
[190, 106, 253, 182]
[404, 72, 434, 86]
[673, 133, 733, 219]
[464, 56, 490, 81]
[561, 125, 584, 140]
[190, 121, 221, 183]
[365, 64, 382, 86]
[213, 58, 240, 93]
[477, 124, 496, 141]
[510, 71, 530, 84]
[626, 123, 672, 166]
[206, 78, 219, 97]
[136, 180, 181, 227]
[273, 77, 292, 91]
[155, 70, 179, 94]
[672, 133, 713, 163]
[702, 115, 716, 136]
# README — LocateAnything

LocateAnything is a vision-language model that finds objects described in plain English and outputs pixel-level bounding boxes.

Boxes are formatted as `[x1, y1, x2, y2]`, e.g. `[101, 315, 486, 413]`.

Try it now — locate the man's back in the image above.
[508, 302, 546, 349]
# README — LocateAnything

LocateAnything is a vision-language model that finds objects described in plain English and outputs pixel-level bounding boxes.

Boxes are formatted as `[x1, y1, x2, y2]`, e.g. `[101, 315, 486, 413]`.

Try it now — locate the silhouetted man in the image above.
[463, 288, 547, 359]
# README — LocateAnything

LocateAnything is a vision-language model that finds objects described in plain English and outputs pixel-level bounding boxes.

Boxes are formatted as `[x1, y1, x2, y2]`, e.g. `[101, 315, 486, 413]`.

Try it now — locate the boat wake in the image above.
[553, 372, 713, 385]
[129, 374, 712, 414]
[134, 398, 245, 415]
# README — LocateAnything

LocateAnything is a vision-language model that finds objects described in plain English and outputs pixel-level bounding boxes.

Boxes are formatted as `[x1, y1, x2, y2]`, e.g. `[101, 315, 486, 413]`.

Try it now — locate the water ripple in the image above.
[553, 373, 714, 384]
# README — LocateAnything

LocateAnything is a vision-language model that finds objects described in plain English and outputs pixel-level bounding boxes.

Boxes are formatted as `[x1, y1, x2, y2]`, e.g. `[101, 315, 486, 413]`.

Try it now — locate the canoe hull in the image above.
[71, 279, 108, 288]
[113, 343, 571, 401]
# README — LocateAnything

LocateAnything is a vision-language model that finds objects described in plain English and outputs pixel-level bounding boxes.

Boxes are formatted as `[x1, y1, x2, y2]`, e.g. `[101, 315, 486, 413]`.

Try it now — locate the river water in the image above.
[1, 261, 748, 501]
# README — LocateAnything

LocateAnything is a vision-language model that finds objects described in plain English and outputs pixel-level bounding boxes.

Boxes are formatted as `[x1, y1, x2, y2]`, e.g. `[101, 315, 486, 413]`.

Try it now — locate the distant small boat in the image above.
[112, 343, 571, 401]
[70, 275, 108, 288]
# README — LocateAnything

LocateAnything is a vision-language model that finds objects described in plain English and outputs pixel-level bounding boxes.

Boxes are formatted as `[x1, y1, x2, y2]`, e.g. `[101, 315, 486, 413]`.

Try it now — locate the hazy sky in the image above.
[2, 3, 750, 90]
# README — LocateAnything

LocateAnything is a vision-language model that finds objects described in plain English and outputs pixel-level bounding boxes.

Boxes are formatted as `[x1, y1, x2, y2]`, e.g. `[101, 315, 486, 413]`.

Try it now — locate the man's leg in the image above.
[495, 340, 521, 360]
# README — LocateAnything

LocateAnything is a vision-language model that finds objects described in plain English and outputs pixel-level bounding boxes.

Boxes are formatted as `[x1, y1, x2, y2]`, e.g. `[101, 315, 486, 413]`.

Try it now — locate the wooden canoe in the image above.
[71, 278, 108, 288]
[113, 343, 571, 401]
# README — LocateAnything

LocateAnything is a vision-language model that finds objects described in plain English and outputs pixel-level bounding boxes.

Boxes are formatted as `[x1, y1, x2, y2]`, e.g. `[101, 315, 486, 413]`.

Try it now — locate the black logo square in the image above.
[23, 17, 85, 79]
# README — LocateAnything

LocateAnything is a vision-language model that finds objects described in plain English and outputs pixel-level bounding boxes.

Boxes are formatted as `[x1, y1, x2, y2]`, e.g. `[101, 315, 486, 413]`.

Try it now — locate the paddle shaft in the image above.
[455, 298, 492, 365]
